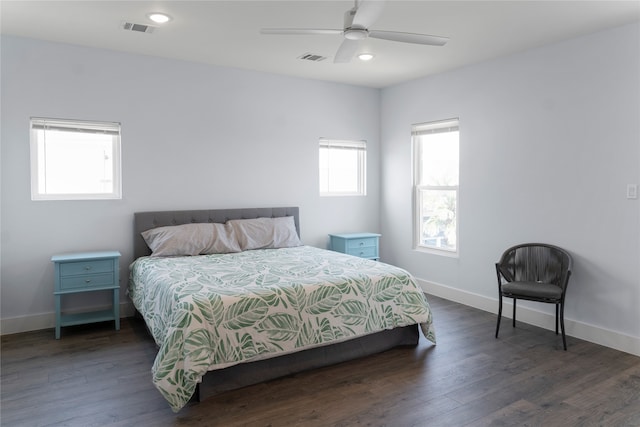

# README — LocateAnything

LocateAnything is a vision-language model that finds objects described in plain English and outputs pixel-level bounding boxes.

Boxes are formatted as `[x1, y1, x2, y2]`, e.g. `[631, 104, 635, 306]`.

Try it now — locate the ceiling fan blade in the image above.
[260, 28, 343, 36]
[352, 0, 385, 29]
[334, 38, 359, 63]
[369, 30, 449, 46]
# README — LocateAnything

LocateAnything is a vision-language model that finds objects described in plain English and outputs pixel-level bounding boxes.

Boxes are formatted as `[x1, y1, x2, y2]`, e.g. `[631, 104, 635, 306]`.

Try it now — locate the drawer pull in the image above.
[85, 279, 91, 283]
[85, 266, 92, 270]
[359, 242, 364, 246]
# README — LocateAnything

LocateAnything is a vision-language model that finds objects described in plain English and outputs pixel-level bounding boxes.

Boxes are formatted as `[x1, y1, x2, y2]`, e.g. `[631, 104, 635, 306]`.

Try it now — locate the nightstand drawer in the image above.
[347, 246, 378, 258]
[346, 237, 378, 250]
[329, 233, 381, 260]
[59, 272, 115, 290]
[60, 260, 114, 277]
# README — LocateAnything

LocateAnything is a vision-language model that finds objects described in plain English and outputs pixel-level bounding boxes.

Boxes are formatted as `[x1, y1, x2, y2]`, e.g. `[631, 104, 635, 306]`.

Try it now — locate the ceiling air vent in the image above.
[298, 53, 327, 62]
[121, 21, 156, 34]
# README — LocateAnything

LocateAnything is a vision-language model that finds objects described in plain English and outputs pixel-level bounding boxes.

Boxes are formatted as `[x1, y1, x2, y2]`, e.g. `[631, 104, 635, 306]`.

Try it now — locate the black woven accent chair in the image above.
[495, 243, 573, 350]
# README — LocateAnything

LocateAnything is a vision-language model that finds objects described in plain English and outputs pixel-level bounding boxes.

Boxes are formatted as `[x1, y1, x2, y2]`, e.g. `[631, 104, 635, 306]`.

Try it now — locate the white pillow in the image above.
[141, 223, 241, 257]
[227, 216, 302, 251]
[203, 223, 242, 255]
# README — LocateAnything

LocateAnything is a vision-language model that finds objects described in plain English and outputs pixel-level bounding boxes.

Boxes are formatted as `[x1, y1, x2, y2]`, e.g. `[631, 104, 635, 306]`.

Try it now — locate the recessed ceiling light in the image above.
[147, 13, 171, 24]
[358, 53, 375, 61]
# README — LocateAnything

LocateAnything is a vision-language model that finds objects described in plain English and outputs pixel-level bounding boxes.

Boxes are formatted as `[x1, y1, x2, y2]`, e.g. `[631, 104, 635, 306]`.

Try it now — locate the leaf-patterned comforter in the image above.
[129, 245, 436, 411]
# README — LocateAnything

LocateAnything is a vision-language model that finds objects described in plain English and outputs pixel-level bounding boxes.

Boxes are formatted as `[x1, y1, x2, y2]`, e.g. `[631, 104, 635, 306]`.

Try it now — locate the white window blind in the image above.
[31, 118, 121, 135]
[412, 119, 460, 136]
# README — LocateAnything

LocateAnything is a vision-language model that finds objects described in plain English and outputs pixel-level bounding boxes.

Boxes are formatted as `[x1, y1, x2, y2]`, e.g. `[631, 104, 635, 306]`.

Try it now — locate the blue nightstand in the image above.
[329, 233, 381, 260]
[52, 251, 121, 339]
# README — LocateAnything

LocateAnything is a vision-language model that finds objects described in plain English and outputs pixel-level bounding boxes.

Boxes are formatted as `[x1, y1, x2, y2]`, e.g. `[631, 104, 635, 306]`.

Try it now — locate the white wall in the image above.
[0, 36, 380, 334]
[380, 22, 640, 355]
[3, 23, 639, 356]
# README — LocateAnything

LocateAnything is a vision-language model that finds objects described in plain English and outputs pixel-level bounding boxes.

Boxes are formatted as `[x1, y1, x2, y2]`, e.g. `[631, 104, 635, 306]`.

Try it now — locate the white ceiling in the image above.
[1, 1, 639, 88]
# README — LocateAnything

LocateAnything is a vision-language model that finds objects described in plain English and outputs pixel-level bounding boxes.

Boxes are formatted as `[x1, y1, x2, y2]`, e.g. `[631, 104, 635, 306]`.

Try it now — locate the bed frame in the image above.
[133, 207, 419, 401]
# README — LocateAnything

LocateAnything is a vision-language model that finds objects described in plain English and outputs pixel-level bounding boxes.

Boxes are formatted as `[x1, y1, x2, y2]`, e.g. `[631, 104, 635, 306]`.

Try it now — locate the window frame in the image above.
[30, 117, 122, 201]
[319, 138, 367, 197]
[412, 118, 460, 256]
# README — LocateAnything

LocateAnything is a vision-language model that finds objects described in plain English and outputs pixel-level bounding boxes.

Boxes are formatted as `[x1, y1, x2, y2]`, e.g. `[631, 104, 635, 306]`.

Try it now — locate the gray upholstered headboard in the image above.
[133, 207, 300, 259]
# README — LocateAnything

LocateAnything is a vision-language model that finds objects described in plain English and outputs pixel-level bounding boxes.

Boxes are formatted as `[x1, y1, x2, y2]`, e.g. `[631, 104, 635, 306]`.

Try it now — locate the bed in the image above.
[129, 207, 436, 412]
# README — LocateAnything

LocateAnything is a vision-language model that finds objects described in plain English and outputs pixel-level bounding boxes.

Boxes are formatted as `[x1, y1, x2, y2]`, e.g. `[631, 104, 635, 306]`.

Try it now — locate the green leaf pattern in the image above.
[129, 245, 436, 412]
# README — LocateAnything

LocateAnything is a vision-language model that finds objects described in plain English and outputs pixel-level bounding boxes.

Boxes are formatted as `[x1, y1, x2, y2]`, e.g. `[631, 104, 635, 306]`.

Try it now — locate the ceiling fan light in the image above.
[358, 53, 375, 61]
[344, 28, 368, 40]
[147, 13, 172, 24]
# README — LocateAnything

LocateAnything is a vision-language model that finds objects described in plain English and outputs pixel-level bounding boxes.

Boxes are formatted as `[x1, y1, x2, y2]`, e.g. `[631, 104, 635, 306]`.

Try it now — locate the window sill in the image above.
[413, 246, 459, 258]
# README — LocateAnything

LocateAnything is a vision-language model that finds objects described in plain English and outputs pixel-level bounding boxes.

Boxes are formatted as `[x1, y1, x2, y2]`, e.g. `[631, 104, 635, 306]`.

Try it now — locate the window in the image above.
[413, 119, 459, 254]
[319, 139, 366, 196]
[30, 117, 122, 200]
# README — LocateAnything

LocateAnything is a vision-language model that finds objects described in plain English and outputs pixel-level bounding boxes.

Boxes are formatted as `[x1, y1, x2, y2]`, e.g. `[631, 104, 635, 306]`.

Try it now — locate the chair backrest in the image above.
[498, 243, 572, 288]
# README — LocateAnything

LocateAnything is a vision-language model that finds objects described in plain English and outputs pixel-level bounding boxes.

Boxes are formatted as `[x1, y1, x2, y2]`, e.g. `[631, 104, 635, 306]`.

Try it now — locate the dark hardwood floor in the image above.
[2, 295, 639, 427]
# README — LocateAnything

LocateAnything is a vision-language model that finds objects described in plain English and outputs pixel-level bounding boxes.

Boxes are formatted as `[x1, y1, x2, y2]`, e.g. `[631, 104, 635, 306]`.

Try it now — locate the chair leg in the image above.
[495, 295, 503, 338]
[555, 304, 559, 335]
[560, 302, 567, 351]
[512, 298, 516, 328]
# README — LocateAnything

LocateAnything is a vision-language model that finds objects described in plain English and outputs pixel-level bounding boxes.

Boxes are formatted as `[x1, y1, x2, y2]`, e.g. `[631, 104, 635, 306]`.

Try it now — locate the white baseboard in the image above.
[0, 302, 136, 336]
[418, 278, 640, 357]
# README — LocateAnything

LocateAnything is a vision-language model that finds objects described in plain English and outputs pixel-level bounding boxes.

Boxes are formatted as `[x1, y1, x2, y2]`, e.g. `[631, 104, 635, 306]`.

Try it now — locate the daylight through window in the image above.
[412, 119, 459, 254]
[30, 117, 122, 200]
[319, 139, 366, 196]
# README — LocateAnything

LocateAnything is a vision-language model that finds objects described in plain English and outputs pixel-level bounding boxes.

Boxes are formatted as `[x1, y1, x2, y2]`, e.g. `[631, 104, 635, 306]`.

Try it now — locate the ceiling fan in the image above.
[260, 0, 449, 63]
